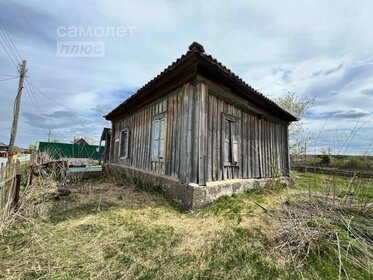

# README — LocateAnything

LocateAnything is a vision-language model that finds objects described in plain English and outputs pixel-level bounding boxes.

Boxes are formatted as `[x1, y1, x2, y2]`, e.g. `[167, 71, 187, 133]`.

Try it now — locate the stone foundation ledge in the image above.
[105, 163, 290, 210]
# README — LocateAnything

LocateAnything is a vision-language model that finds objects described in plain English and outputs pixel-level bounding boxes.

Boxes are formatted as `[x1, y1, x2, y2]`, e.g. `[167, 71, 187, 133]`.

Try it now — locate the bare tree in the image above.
[276, 92, 314, 154]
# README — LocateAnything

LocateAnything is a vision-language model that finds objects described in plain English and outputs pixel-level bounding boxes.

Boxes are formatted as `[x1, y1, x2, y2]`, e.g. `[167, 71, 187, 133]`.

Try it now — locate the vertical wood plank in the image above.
[207, 92, 213, 182]
[198, 83, 208, 185]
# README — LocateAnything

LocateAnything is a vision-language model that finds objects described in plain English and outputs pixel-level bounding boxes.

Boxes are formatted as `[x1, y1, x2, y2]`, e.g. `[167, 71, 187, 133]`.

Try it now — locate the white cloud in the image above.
[334, 108, 371, 119]
[0, 0, 372, 154]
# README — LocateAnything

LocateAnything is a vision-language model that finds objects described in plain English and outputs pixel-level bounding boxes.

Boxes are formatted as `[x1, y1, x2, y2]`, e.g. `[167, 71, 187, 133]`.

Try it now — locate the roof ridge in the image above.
[188, 42, 205, 53]
[105, 42, 297, 121]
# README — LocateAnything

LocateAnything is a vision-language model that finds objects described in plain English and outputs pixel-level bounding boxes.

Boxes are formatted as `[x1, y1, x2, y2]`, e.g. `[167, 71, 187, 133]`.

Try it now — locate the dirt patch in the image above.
[67, 180, 169, 209]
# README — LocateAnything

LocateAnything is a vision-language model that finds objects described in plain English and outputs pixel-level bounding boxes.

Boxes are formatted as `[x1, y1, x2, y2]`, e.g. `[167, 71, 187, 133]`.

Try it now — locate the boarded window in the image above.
[119, 128, 129, 158]
[152, 114, 166, 161]
[224, 117, 239, 165]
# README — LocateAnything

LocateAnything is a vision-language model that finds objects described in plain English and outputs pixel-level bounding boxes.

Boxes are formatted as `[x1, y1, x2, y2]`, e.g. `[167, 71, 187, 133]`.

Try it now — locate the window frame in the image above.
[119, 127, 130, 159]
[222, 113, 240, 167]
[151, 112, 167, 162]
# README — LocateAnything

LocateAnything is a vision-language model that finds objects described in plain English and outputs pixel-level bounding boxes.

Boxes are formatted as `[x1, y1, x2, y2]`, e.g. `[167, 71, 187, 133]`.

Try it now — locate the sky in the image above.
[0, 0, 372, 155]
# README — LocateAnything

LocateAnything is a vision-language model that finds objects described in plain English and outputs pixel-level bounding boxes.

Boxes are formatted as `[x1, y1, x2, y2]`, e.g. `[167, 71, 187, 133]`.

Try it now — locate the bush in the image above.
[345, 157, 363, 168]
[319, 154, 330, 166]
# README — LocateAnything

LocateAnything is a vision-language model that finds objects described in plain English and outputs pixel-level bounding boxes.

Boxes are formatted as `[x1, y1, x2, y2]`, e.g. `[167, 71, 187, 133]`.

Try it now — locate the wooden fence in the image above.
[0, 160, 21, 218]
[292, 165, 373, 179]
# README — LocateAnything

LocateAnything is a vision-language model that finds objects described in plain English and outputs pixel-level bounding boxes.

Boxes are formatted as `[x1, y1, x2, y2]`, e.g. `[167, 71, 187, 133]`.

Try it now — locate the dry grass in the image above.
[274, 174, 373, 279]
[0, 172, 372, 279]
[0, 175, 287, 279]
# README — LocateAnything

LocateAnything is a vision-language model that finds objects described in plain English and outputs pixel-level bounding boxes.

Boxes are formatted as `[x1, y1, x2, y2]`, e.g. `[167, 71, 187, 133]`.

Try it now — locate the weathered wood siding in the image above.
[205, 90, 289, 182]
[111, 87, 180, 176]
[110, 84, 202, 184]
[109, 80, 290, 186]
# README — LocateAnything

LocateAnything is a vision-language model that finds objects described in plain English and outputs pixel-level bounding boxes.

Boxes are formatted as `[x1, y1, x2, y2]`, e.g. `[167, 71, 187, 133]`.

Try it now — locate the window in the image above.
[119, 128, 129, 159]
[224, 115, 239, 165]
[152, 113, 166, 161]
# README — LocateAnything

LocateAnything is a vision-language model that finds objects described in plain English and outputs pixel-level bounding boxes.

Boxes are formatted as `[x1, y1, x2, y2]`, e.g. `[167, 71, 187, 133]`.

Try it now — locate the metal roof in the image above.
[105, 42, 297, 122]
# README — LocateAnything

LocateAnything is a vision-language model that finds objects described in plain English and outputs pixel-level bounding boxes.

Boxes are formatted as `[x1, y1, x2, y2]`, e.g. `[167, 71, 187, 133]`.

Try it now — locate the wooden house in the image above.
[73, 138, 89, 145]
[105, 42, 297, 209]
[99, 128, 111, 164]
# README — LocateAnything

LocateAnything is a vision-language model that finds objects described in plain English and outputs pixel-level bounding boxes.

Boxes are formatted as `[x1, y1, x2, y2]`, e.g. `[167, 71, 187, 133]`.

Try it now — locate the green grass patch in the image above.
[0, 172, 372, 279]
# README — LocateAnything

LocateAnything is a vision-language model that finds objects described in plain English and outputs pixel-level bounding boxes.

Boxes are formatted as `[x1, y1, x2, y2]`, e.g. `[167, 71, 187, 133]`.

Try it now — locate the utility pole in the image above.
[8, 60, 27, 160]
[48, 129, 51, 142]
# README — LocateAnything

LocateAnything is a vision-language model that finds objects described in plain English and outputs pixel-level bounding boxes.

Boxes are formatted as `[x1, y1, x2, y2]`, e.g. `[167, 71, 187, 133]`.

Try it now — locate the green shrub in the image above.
[345, 157, 363, 168]
[319, 154, 331, 165]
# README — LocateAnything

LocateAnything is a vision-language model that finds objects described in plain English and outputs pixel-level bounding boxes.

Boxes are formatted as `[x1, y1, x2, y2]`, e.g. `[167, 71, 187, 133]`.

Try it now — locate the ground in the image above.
[0, 172, 372, 279]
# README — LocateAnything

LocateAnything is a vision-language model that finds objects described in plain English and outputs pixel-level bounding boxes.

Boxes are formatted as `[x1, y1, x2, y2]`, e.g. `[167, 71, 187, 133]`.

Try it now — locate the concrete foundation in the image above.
[105, 163, 291, 210]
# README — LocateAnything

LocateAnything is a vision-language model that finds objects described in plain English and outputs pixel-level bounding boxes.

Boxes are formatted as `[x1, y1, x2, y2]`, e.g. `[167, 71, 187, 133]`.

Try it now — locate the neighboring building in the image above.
[99, 128, 111, 164]
[73, 138, 89, 145]
[0, 142, 8, 158]
[38, 142, 104, 160]
[105, 42, 297, 209]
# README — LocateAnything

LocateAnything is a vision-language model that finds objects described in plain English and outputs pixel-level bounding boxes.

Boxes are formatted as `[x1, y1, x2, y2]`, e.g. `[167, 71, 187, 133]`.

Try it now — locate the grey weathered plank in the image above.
[109, 82, 290, 183]
[198, 83, 208, 185]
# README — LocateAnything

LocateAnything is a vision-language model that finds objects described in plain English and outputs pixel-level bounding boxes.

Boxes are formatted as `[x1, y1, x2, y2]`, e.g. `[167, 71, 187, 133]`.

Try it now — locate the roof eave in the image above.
[105, 42, 298, 123]
[195, 54, 298, 122]
[105, 52, 199, 121]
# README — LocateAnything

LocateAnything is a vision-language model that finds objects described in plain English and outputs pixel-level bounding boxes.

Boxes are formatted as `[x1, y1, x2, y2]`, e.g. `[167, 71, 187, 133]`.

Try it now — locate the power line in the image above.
[0, 23, 96, 121]
[25, 83, 40, 115]
[0, 20, 22, 61]
[0, 29, 20, 64]
[26, 78, 77, 113]
[0, 39, 18, 68]
[26, 77, 98, 121]
[0, 20, 21, 70]
[24, 79, 42, 115]
[0, 76, 18, 82]
[27, 81, 42, 113]
[25, 76, 43, 114]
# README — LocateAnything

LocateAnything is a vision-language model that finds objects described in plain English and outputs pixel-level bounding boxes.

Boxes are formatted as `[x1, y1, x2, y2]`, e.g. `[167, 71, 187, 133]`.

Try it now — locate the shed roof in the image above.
[73, 138, 89, 145]
[0, 142, 8, 147]
[105, 42, 297, 122]
[100, 127, 111, 141]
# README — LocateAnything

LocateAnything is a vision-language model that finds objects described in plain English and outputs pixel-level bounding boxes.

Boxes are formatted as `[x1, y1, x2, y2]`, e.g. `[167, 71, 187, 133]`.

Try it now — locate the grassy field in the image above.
[0, 172, 372, 279]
